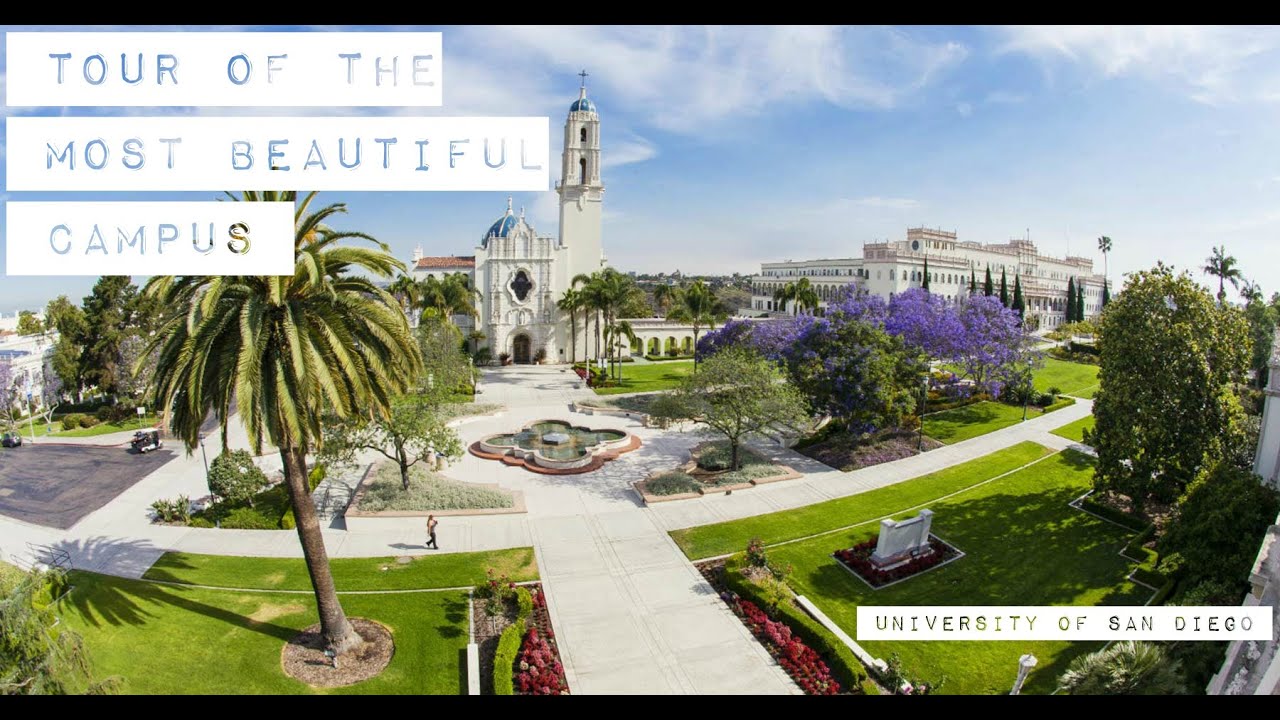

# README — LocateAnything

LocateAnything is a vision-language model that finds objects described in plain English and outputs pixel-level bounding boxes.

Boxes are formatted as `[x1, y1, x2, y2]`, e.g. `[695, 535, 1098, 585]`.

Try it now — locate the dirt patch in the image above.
[281, 618, 394, 688]
[250, 602, 305, 624]
[262, 571, 287, 588]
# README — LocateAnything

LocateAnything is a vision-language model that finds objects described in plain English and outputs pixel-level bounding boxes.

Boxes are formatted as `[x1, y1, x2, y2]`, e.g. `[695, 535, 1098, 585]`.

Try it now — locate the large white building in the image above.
[409, 77, 609, 364]
[751, 228, 1108, 329]
[0, 331, 57, 415]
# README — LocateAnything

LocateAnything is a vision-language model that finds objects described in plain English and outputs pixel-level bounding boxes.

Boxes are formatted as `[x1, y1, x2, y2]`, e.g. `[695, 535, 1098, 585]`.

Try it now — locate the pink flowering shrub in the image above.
[514, 626, 569, 695]
[737, 599, 840, 695]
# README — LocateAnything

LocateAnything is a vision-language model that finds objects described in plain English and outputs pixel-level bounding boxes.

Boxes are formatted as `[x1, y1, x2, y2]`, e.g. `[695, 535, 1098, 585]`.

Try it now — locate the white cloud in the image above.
[992, 25, 1280, 105]
[601, 135, 657, 170]
[984, 90, 1027, 105]
[955, 102, 973, 117]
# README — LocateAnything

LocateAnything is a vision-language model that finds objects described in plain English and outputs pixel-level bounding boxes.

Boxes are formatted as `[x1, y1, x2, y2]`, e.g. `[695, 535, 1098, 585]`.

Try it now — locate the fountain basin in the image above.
[475, 419, 635, 472]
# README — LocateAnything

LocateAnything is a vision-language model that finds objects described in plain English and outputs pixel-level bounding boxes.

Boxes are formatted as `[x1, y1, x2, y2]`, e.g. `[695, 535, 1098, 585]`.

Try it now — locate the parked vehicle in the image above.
[131, 429, 163, 454]
[1, 432, 22, 448]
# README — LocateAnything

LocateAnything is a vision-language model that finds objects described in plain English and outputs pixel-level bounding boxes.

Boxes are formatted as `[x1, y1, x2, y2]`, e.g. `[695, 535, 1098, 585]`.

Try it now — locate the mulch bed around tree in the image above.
[472, 591, 518, 695]
[796, 429, 942, 472]
[1091, 491, 1176, 533]
[281, 618, 394, 687]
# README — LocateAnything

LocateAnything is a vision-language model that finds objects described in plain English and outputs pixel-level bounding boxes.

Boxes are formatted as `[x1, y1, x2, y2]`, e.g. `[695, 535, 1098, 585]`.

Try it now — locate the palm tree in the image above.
[1202, 245, 1243, 304]
[557, 287, 583, 364]
[572, 271, 603, 366]
[1057, 641, 1185, 695]
[652, 283, 677, 317]
[142, 191, 420, 656]
[773, 278, 819, 315]
[1097, 235, 1113, 305]
[604, 319, 638, 383]
[667, 279, 727, 372]
[1241, 279, 1264, 305]
[388, 273, 419, 315]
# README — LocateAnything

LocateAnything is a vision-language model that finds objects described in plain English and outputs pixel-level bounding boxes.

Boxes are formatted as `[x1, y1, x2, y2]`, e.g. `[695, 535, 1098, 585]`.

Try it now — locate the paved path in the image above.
[0, 363, 1092, 695]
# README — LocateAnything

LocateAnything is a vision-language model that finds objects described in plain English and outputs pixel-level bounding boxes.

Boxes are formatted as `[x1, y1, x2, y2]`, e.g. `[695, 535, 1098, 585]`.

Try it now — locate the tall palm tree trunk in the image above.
[569, 310, 577, 364]
[280, 444, 361, 653]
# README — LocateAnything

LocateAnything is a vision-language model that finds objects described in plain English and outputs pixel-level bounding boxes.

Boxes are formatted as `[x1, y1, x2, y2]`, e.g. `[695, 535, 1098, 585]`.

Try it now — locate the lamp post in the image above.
[198, 432, 211, 498]
[1010, 653, 1037, 695]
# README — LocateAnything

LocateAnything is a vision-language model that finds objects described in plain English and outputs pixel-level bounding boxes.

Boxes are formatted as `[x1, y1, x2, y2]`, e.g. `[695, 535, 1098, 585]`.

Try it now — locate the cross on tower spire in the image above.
[579, 69, 589, 88]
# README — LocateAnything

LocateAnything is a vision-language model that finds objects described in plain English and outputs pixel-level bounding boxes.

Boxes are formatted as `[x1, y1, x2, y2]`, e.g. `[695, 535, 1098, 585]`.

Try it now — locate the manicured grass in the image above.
[769, 450, 1149, 695]
[56, 414, 159, 437]
[1034, 357, 1099, 399]
[671, 441, 1053, 560]
[592, 360, 695, 396]
[1052, 415, 1095, 443]
[143, 547, 538, 591]
[922, 401, 1035, 444]
[61, 571, 469, 694]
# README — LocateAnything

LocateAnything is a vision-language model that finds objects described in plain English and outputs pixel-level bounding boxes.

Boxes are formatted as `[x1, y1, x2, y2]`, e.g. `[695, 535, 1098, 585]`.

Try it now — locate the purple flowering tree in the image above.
[953, 295, 1040, 397]
[827, 286, 888, 328]
[695, 318, 756, 362]
[886, 287, 964, 361]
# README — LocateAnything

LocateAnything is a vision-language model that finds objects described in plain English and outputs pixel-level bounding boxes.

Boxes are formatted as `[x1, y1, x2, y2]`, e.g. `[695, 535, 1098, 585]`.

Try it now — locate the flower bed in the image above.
[514, 586, 570, 695]
[735, 598, 840, 695]
[833, 535, 962, 589]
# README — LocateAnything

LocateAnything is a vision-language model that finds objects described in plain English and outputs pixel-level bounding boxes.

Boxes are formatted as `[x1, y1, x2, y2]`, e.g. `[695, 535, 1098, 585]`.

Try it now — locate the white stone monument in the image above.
[870, 509, 934, 568]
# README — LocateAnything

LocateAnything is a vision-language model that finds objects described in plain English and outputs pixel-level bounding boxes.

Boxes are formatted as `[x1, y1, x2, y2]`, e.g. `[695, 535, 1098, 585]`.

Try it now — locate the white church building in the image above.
[409, 76, 708, 364]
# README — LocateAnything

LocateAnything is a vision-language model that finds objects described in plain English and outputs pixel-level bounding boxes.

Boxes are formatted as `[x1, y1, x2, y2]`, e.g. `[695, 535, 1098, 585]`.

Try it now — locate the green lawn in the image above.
[592, 360, 695, 396]
[671, 441, 1053, 560]
[10, 413, 160, 438]
[767, 450, 1149, 695]
[1051, 415, 1095, 443]
[1034, 358, 1099, 399]
[922, 401, 1034, 444]
[61, 571, 469, 694]
[143, 547, 538, 591]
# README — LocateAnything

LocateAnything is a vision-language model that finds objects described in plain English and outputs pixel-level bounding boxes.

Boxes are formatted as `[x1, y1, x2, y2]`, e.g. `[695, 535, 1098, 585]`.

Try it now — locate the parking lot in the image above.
[0, 444, 176, 529]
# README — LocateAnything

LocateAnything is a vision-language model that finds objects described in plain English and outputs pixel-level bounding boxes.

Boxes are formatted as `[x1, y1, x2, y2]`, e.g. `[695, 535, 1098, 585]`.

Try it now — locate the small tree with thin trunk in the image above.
[650, 345, 809, 471]
[319, 396, 463, 490]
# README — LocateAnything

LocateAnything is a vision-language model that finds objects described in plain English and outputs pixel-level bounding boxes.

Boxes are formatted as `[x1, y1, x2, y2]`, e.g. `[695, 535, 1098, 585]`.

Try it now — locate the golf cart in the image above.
[131, 428, 163, 454]
[1, 431, 22, 448]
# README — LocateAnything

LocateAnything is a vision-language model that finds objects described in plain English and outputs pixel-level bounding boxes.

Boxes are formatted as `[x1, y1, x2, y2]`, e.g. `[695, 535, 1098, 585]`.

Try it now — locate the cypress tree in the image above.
[999, 268, 1009, 307]
[922, 258, 931, 292]
[983, 267, 994, 296]
[1066, 277, 1077, 324]
[1076, 283, 1086, 322]
[969, 269, 977, 295]
[1102, 281, 1110, 308]
[1012, 274, 1024, 319]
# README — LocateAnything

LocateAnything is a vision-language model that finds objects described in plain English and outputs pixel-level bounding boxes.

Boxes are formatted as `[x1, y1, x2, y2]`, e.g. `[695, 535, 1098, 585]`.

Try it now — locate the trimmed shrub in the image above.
[492, 622, 524, 696]
[719, 464, 784, 484]
[208, 450, 271, 506]
[188, 516, 215, 529]
[279, 508, 296, 530]
[219, 506, 279, 530]
[94, 406, 113, 422]
[61, 414, 84, 431]
[356, 464, 514, 512]
[723, 555, 868, 691]
[646, 471, 700, 496]
[1042, 397, 1077, 413]
[515, 587, 534, 622]
[78, 415, 99, 429]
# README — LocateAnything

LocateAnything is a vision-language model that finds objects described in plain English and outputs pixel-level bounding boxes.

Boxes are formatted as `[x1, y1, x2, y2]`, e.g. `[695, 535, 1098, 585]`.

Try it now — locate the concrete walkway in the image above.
[0, 363, 1093, 695]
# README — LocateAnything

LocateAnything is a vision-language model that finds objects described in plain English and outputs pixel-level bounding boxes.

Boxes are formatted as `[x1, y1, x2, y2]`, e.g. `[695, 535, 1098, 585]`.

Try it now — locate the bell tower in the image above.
[558, 70, 605, 283]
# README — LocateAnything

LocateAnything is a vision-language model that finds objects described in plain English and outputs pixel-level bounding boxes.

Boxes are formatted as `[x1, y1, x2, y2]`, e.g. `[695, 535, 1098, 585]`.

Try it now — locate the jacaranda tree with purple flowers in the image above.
[953, 295, 1040, 397]
[695, 318, 755, 362]
[886, 287, 963, 360]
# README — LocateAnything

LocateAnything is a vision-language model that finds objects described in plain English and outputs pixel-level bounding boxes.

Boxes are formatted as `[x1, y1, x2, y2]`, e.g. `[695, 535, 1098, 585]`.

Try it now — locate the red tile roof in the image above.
[415, 255, 475, 269]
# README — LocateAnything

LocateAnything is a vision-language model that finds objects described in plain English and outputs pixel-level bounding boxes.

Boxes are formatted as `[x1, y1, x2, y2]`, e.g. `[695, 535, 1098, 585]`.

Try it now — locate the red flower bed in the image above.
[833, 536, 958, 588]
[736, 599, 840, 695]
[515, 625, 569, 695]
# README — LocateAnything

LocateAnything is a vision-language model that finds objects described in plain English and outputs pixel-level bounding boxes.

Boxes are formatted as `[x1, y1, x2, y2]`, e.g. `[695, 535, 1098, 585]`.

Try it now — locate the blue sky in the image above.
[4, 25, 1280, 312]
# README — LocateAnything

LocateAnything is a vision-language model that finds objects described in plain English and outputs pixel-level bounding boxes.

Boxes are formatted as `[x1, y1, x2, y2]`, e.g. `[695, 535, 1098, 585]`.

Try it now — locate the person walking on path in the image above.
[426, 514, 439, 550]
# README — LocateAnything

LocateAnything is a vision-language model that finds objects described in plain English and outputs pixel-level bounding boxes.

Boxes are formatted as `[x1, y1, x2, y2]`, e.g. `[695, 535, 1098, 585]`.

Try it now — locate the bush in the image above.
[695, 441, 769, 471]
[720, 464, 784, 483]
[515, 586, 534, 622]
[188, 516, 215, 529]
[219, 506, 280, 530]
[646, 471, 700, 496]
[150, 496, 191, 524]
[308, 464, 327, 493]
[492, 622, 524, 695]
[355, 464, 514, 512]
[208, 450, 270, 506]
[723, 555, 867, 691]
[94, 406, 113, 422]
[78, 415, 99, 429]
[1078, 494, 1150, 531]
[61, 414, 83, 431]
[1042, 397, 1077, 413]
[279, 508, 296, 530]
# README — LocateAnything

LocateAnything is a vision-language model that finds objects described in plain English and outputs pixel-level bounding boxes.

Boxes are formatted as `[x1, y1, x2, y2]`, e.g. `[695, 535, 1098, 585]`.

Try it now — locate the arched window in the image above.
[580, 127, 587, 143]
[579, 158, 587, 184]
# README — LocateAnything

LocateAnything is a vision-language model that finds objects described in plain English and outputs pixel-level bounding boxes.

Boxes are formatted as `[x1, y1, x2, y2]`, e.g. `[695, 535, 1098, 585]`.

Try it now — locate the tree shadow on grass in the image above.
[65, 571, 300, 642]
[437, 596, 467, 639]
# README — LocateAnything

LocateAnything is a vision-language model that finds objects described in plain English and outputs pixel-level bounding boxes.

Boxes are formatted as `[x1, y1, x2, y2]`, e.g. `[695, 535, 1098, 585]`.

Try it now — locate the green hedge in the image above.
[644, 354, 693, 362]
[1042, 396, 1077, 414]
[492, 623, 523, 696]
[723, 556, 868, 692]
[1078, 496, 1149, 532]
[491, 587, 535, 695]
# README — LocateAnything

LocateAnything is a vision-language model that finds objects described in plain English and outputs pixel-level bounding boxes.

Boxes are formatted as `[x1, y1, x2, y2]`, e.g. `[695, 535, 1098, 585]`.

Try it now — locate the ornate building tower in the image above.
[557, 71, 606, 288]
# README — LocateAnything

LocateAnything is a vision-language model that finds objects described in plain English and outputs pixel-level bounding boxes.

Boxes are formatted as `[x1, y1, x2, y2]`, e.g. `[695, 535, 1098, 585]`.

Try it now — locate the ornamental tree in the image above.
[695, 318, 756, 362]
[1091, 266, 1251, 513]
[999, 268, 1009, 307]
[650, 345, 809, 471]
[16, 311, 43, 336]
[953, 295, 1038, 397]
[983, 267, 994, 296]
[207, 449, 270, 506]
[886, 287, 962, 361]
[1066, 277, 1077, 324]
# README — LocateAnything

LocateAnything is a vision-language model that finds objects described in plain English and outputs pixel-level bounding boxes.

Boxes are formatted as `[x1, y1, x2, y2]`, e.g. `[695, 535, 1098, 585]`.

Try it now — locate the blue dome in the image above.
[570, 97, 596, 113]
[485, 213, 518, 239]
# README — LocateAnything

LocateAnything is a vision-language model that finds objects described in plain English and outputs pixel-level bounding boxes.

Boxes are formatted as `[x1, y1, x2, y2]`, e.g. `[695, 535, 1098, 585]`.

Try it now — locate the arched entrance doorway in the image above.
[512, 333, 532, 364]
